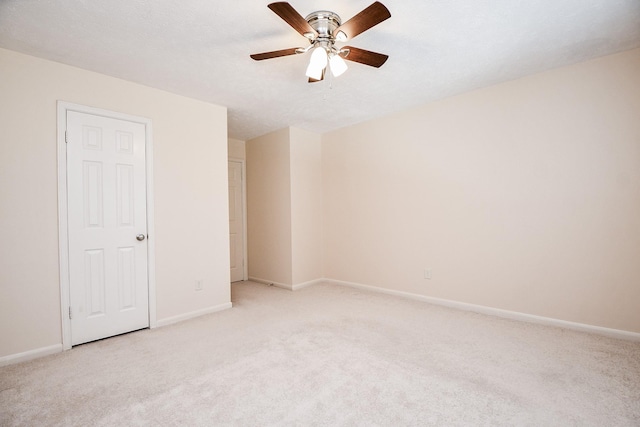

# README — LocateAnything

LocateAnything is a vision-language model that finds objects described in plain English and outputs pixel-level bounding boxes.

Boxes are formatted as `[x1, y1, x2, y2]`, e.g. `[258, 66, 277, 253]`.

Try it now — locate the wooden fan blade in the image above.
[334, 2, 391, 41]
[268, 2, 318, 39]
[308, 69, 325, 83]
[342, 46, 388, 68]
[250, 48, 300, 61]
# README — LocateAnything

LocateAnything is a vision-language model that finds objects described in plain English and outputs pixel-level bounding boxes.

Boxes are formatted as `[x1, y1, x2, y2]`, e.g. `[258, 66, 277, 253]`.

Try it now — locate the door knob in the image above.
[136, 234, 146, 241]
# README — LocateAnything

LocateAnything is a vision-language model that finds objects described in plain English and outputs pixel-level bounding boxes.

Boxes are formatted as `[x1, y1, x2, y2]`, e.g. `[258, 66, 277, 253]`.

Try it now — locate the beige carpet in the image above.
[1, 281, 639, 426]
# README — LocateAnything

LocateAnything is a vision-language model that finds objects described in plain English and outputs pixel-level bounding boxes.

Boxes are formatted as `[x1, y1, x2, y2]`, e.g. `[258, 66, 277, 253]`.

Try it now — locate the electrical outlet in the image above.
[195, 279, 203, 291]
[424, 269, 432, 280]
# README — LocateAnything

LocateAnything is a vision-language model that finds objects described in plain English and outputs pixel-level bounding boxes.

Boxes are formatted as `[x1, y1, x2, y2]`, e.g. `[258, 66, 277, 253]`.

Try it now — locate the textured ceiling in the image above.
[1, 0, 639, 141]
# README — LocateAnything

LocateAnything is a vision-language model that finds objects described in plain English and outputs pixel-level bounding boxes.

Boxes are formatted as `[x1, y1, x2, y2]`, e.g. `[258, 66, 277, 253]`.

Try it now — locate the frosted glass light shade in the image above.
[330, 54, 348, 77]
[309, 46, 328, 68]
[306, 62, 324, 80]
[305, 47, 328, 80]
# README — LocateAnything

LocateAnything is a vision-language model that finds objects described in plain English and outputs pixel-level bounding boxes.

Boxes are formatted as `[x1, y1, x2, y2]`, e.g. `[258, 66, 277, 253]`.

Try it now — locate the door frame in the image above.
[57, 101, 157, 350]
[229, 158, 248, 281]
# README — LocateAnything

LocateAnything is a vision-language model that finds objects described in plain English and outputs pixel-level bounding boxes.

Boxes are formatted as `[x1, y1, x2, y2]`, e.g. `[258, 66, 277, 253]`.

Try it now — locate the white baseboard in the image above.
[0, 344, 63, 367]
[292, 279, 325, 291]
[1, 302, 233, 366]
[248, 276, 292, 290]
[248, 277, 325, 291]
[324, 278, 640, 342]
[248, 276, 290, 290]
[156, 302, 233, 328]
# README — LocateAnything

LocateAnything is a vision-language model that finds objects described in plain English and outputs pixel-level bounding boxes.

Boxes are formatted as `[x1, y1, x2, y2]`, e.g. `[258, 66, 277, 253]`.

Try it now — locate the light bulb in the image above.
[330, 54, 348, 77]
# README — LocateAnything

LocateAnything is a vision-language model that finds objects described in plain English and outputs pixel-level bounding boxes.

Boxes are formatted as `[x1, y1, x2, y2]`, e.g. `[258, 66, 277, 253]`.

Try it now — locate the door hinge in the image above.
[69, 306, 72, 319]
[65, 131, 68, 144]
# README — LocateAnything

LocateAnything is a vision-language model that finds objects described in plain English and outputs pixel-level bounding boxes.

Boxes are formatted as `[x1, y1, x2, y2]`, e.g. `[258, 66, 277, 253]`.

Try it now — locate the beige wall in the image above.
[322, 48, 640, 333]
[246, 127, 323, 287]
[228, 138, 245, 160]
[0, 48, 231, 358]
[4, 44, 637, 362]
[290, 128, 323, 284]
[246, 128, 293, 285]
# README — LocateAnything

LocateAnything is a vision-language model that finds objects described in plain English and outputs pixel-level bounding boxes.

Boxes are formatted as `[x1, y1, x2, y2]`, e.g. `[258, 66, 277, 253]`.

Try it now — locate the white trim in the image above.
[0, 344, 63, 367]
[292, 278, 325, 291]
[248, 277, 325, 291]
[145, 122, 157, 328]
[249, 276, 292, 290]
[156, 302, 233, 327]
[57, 103, 71, 350]
[56, 101, 157, 349]
[324, 279, 640, 342]
[229, 158, 248, 281]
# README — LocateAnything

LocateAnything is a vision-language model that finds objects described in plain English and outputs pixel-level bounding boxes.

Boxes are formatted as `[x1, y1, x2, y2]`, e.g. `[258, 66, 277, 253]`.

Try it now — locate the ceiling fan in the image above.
[250, 2, 391, 82]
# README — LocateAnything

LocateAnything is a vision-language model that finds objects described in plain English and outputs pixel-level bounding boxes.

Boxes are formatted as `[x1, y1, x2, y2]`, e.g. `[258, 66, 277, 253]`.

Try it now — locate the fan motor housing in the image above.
[305, 11, 341, 39]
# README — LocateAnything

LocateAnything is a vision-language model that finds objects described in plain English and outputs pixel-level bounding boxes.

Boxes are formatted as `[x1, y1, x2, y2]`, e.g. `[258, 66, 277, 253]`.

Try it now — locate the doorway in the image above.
[57, 102, 156, 349]
[229, 159, 247, 282]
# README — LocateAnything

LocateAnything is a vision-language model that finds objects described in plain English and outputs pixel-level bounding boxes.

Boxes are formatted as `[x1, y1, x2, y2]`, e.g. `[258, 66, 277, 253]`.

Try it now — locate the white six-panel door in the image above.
[229, 160, 245, 282]
[67, 111, 149, 345]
